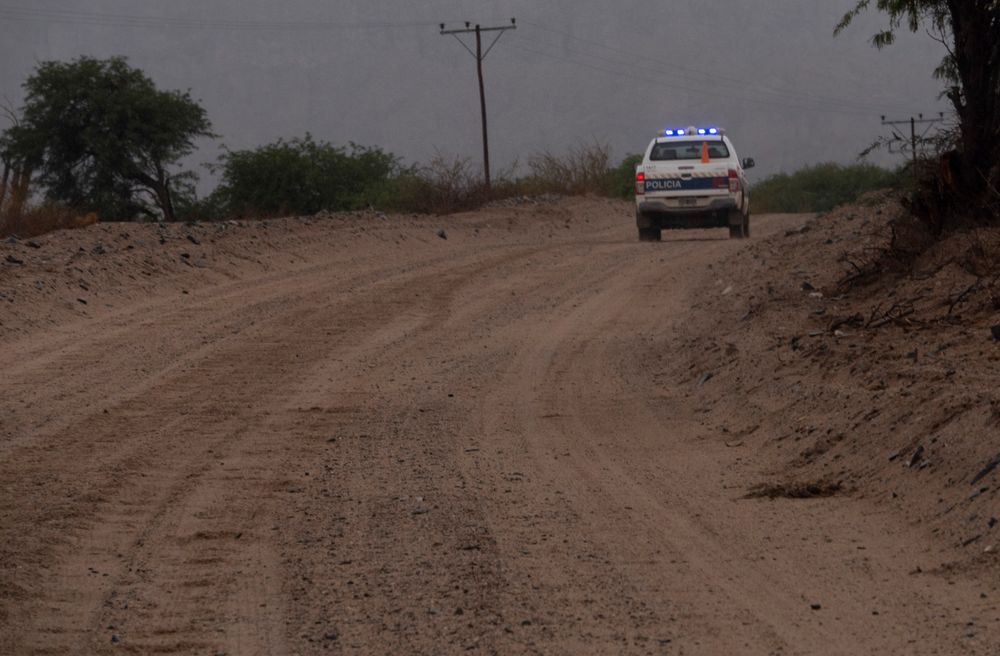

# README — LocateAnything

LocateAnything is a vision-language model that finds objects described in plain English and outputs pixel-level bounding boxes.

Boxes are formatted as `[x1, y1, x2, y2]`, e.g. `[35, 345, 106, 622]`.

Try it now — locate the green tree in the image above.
[837, 2, 1000, 223]
[212, 135, 399, 217]
[0, 56, 213, 221]
[613, 153, 644, 199]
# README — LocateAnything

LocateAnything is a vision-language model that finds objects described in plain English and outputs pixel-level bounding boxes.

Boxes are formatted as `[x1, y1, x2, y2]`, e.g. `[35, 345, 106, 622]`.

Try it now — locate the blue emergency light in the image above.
[662, 127, 720, 137]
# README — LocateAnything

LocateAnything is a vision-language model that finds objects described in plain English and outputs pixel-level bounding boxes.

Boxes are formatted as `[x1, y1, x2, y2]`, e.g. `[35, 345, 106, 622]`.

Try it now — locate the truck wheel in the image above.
[729, 211, 750, 239]
[638, 227, 661, 242]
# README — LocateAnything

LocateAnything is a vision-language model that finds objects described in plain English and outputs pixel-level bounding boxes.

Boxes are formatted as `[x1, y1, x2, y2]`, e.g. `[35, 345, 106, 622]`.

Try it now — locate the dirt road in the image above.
[1, 199, 996, 654]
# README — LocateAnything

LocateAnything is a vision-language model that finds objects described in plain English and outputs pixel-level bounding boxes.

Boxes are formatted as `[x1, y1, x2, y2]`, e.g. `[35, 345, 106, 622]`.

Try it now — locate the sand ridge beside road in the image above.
[1, 198, 997, 654]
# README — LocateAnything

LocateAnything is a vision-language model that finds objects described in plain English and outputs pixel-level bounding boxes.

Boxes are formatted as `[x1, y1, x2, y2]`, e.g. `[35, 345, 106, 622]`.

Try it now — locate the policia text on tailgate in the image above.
[634, 126, 755, 241]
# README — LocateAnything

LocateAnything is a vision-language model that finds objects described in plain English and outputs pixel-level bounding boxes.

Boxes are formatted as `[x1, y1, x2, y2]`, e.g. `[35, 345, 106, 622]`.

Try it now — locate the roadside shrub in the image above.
[523, 142, 616, 196]
[372, 147, 644, 215]
[752, 162, 902, 213]
[213, 135, 399, 218]
[374, 154, 493, 215]
[1, 172, 92, 238]
[174, 191, 227, 223]
[611, 153, 643, 199]
[202, 138, 652, 219]
[1, 201, 97, 238]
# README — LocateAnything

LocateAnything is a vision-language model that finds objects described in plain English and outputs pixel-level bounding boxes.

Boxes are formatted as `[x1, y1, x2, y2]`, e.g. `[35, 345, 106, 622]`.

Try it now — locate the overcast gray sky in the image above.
[0, 1, 949, 192]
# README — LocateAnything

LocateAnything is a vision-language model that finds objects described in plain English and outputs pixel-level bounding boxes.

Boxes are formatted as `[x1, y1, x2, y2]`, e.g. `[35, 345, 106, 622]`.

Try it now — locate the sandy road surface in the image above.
[1, 200, 996, 654]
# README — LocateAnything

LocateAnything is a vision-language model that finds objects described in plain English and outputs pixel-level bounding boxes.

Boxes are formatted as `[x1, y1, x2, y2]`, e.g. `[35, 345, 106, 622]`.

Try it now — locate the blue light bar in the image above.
[661, 126, 721, 138]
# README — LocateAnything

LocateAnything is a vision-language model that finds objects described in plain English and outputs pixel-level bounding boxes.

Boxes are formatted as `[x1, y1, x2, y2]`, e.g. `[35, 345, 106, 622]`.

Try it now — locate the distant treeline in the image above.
[0, 55, 646, 231]
[1, 56, 901, 235]
[750, 162, 902, 214]
[199, 137, 643, 220]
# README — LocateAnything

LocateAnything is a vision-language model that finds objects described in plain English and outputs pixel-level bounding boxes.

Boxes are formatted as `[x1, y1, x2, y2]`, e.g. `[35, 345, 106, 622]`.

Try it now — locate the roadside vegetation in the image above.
[0, 54, 920, 237]
[205, 136, 400, 220]
[751, 162, 902, 213]
[830, 0, 1000, 291]
[0, 56, 641, 235]
[838, 2, 1000, 233]
[0, 57, 212, 227]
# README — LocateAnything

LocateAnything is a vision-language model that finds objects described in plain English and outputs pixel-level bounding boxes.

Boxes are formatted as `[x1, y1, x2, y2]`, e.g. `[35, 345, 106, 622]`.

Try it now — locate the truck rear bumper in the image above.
[636, 197, 740, 230]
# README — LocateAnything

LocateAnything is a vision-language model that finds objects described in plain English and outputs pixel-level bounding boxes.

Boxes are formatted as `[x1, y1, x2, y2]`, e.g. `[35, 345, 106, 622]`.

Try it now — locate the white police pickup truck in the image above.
[635, 126, 755, 241]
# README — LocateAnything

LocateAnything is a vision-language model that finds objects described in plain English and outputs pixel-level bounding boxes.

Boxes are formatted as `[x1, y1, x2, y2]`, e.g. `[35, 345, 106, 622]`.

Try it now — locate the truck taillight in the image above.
[635, 171, 646, 195]
[728, 169, 739, 193]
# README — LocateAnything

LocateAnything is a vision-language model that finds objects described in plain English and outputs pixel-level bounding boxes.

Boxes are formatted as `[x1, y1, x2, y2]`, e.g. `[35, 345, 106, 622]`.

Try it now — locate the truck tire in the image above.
[729, 212, 750, 239]
[638, 227, 661, 242]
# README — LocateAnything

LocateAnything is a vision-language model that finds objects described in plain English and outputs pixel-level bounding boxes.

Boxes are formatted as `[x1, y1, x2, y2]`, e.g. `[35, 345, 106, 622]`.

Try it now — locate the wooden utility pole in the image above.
[881, 113, 945, 184]
[440, 19, 516, 194]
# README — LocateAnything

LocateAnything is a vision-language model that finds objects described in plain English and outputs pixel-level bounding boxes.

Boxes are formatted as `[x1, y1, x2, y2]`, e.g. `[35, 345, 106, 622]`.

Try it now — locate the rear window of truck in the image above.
[650, 141, 730, 161]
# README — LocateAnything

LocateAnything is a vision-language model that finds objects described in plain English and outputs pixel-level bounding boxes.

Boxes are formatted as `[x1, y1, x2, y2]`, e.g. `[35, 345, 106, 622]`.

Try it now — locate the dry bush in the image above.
[374, 143, 628, 215]
[834, 191, 1000, 325]
[880, 205, 1000, 281]
[422, 153, 486, 211]
[377, 153, 524, 215]
[1, 201, 98, 238]
[886, 211, 939, 264]
[525, 142, 614, 196]
[959, 228, 1000, 277]
[378, 154, 485, 215]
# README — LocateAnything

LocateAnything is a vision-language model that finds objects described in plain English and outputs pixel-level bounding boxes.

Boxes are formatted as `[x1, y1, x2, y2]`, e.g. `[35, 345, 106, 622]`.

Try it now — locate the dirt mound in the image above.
[0, 197, 615, 343]
[668, 192, 1000, 567]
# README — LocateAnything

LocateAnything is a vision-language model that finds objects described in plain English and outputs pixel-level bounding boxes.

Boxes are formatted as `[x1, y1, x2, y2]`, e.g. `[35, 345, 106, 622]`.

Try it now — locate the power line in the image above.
[440, 19, 517, 193]
[515, 34, 900, 115]
[880, 112, 946, 182]
[0, 6, 937, 119]
[506, 39, 890, 118]
[514, 22, 916, 116]
[0, 6, 948, 132]
[0, 4, 439, 31]
[521, 18, 912, 110]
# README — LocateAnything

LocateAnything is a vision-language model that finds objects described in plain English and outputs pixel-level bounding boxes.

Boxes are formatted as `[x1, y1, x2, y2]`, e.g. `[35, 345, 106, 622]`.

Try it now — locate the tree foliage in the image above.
[0, 56, 213, 221]
[837, 1, 1000, 226]
[212, 135, 399, 217]
[612, 153, 644, 199]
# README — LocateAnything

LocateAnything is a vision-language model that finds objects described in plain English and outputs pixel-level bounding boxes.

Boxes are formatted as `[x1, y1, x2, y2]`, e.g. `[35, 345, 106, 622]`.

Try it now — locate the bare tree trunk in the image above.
[0, 162, 9, 235]
[0, 161, 10, 211]
[142, 164, 176, 222]
[10, 167, 30, 218]
[155, 178, 176, 223]
[162, 188, 176, 222]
